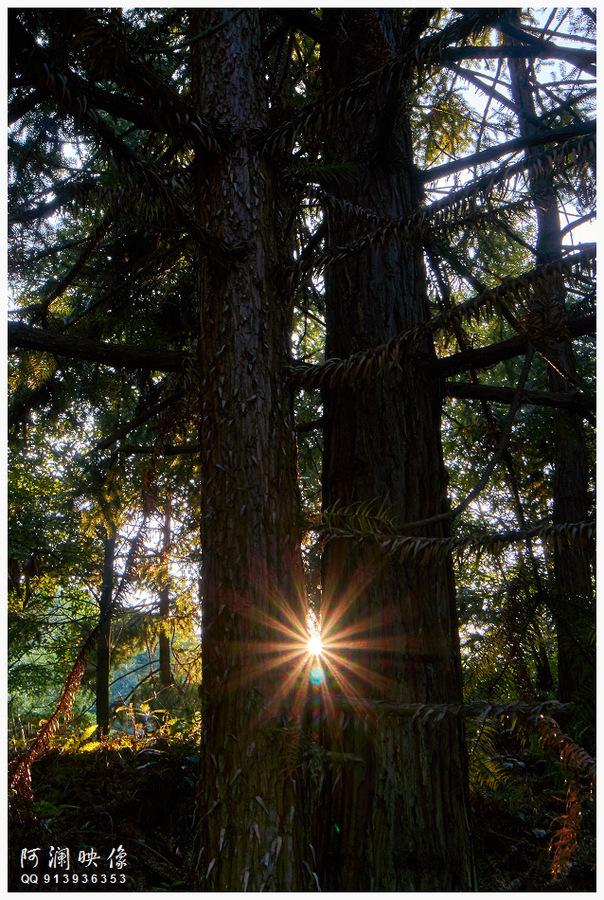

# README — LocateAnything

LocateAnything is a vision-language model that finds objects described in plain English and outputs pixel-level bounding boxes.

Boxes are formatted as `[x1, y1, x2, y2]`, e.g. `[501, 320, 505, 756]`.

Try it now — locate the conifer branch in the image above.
[442, 351, 535, 525]
[311, 519, 595, 565]
[442, 44, 596, 72]
[264, 9, 500, 155]
[305, 133, 593, 276]
[426, 132, 595, 222]
[266, 10, 592, 162]
[433, 311, 594, 379]
[12, 15, 221, 152]
[8, 322, 187, 372]
[12, 20, 235, 262]
[9, 180, 98, 225]
[315, 196, 528, 271]
[495, 17, 597, 74]
[288, 249, 595, 390]
[443, 382, 595, 414]
[32, 217, 111, 324]
[422, 120, 595, 182]
[94, 395, 177, 452]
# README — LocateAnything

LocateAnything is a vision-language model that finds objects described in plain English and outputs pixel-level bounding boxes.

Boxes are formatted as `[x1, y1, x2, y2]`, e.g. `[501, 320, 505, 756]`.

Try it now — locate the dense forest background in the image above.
[8, 7, 595, 892]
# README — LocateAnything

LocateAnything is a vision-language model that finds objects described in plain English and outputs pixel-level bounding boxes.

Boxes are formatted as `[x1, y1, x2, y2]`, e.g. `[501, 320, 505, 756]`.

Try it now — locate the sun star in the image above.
[307, 631, 323, 657]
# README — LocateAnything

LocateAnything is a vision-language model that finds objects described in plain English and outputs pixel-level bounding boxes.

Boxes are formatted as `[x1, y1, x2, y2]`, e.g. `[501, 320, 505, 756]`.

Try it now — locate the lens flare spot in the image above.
[310, 665, 325, 686]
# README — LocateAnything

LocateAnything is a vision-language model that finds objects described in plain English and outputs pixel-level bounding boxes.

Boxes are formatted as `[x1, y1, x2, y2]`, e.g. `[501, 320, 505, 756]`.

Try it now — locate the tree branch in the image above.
[94, 396, 175, 452]
[9, 180, 96, 225]
[422, 120, 595, 182]
[495, 17, 597, 74]
[8, 322, 187, 372]
[442, 44, 596, 73]
[123, 442, 199, 455]
[12, 15, 220, 152]
[444, 381, 595, 414]
[431, 313, 595, 378]
[449, 64, 539, 123]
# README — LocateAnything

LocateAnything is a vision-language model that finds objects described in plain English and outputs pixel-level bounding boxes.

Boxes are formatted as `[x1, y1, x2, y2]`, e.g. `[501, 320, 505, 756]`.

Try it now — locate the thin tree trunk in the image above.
[318, 11, 475, 890]
[96, 526, 116, 739]
[158, 497, 173, 688]
[192, 10, 309, 890]
[506, 17, 595, 730]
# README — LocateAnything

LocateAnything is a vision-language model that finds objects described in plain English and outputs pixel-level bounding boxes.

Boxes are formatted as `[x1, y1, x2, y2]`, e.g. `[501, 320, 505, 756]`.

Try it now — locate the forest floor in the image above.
[8, 737, 595, 892]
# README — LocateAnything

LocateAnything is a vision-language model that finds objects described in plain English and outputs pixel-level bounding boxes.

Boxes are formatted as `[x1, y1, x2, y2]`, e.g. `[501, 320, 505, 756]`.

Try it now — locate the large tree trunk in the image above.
[96, 526, 116, 739]
[506, 21, 595, 731]
[192, 10, 310, 890]
[158, 497, 173, 689]
[318, 11, 475, 890]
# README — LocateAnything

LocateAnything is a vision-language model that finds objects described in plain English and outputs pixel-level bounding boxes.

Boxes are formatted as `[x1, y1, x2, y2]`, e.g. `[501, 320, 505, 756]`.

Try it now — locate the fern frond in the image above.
[468, 717, 510, 795]
[527, 714, 595, 786]
[550, 785, 583, 879]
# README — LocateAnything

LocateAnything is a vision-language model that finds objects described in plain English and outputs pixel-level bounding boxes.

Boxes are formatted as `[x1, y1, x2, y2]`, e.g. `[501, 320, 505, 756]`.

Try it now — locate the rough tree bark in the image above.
[192, 10, 310, 890]
[506, 17, 595, 728]
[96, 526, 116, 739]
[318, 10, 475, 890]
